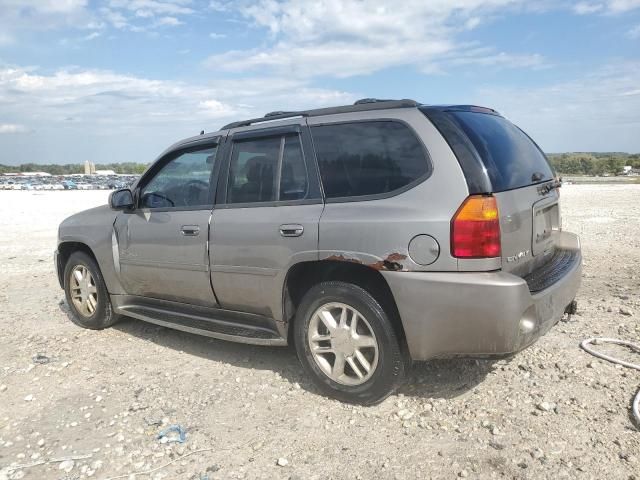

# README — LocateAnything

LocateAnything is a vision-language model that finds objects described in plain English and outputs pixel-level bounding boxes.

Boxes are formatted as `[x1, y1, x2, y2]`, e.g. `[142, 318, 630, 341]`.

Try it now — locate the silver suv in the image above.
[55, 99, 582, 404]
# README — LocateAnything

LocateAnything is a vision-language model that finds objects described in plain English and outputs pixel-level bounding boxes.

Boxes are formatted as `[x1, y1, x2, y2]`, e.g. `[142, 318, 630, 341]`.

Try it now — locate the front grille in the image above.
[523, 248, 579, 293]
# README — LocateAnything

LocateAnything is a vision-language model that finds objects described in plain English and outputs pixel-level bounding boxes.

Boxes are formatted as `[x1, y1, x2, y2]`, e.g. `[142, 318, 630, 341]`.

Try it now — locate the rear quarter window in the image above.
[447, 111, 554, 192]
[310, 121, 430, 200]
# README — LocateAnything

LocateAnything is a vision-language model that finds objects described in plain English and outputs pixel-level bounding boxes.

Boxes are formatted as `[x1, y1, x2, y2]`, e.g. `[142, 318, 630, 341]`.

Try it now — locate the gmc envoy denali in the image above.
[55, 99, 582, 404]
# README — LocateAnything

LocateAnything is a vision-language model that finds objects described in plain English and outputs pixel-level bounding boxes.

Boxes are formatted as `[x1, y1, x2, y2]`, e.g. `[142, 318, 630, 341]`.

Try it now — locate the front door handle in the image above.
[279, 224, 304, 237]
[181, 225, 200, 236]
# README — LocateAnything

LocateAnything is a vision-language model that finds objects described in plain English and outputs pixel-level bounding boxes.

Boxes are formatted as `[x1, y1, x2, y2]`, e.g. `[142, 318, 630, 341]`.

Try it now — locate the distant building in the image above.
[95, 170, 116, 176]
[84, 161, 96, 175]
[620, 165, 640, 176]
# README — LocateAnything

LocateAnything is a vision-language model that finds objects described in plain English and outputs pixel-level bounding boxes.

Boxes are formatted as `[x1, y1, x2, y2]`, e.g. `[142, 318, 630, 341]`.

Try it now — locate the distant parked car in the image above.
[55, 99, 582, 404]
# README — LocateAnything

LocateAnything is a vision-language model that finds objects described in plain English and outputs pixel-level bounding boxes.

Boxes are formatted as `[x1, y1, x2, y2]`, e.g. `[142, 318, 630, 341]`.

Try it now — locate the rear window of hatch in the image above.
[431, 110, 554, 192]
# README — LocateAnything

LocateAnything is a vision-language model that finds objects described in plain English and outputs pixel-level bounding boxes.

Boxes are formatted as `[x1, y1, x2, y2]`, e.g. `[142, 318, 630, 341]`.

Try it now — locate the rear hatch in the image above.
[421, 106, 560, 277]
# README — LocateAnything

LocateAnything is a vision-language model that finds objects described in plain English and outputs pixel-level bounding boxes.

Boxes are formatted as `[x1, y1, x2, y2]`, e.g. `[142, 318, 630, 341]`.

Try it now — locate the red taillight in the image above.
[451, 195, 501, 258]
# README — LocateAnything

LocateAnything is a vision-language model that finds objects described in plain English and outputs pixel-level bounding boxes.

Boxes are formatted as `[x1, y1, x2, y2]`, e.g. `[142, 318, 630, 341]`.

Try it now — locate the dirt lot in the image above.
[1, 186, 639, 480]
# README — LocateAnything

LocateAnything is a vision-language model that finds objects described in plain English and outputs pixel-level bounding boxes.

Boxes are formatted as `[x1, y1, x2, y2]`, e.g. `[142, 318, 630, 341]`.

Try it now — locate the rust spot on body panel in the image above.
[324, 254, 363, 264]
[370, 253, 408, 271]
[323, 252, 408, 271]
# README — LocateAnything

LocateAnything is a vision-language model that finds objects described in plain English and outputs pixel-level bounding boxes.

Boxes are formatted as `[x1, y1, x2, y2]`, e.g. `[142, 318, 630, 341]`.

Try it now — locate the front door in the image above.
[210, 124, 323, 318]
[114, 142, 220, 306]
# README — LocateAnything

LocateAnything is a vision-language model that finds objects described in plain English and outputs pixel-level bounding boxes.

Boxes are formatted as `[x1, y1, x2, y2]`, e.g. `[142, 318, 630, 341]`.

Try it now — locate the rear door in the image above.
[210, 122, 323, 318]
[427, 108, 559, 276]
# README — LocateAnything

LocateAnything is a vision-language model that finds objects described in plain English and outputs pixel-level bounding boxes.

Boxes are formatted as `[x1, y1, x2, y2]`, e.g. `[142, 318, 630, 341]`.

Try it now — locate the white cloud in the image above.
[628, 24, 640, 38]
[100, 0, 193, 31]
[573, 2, 604, 14]
[0, 0, 93, 33]
[107, 0, 194, 16]
[475, 61, 640, 152]
[0, 124, 29, 134]
[204, 0, 545, 78]
[83, 31, 101, 41]
[209, 32, 227, 39]
[0, 64, 355, 163]
[573, 0, 640, 14]
[0, 32, 14, 46]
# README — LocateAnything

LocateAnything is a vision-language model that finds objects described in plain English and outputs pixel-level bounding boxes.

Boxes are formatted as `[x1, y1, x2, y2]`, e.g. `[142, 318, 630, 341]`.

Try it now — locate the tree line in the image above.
[2, 152, 640, 177]
[547, 153, 640, 176]
[0, 162, 148, 175]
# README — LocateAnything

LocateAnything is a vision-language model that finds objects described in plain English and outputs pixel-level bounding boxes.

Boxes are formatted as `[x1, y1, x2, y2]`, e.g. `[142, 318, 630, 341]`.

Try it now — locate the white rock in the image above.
[0, 384, 7, 393]
[24, 394, 34, 402]
[536, 402, 556, 412]
[59, 460, 75, 473]
[276, 458, 289, 467]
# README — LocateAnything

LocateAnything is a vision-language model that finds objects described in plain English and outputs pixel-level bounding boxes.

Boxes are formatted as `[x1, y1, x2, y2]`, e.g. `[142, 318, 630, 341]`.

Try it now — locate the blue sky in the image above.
[1, 0, 639, 165]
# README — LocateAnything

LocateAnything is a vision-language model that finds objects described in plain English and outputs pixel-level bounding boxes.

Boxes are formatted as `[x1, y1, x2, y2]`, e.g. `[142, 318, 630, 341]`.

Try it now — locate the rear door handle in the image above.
[279, 224, 304, 237]
[181, 225, 200, 236]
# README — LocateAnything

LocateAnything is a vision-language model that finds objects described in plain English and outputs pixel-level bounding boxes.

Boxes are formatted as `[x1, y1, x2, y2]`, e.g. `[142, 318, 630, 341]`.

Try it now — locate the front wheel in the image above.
[63, 251, 120, 330]
[293, 281, 409, 405]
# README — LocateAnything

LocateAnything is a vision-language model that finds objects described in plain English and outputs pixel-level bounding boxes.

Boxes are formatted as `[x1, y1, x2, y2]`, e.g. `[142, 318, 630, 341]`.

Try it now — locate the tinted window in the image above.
[311, 121, 429, 199]
[140, 146, 216, 208]
[280, 135, 308, 201]
[227, 137, 280, 203]
[446, 111, 553, 192]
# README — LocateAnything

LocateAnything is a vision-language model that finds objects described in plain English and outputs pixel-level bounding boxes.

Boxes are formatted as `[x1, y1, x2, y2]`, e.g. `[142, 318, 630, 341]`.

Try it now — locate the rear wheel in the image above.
[63, 251, 120, 330]
[294, 281, 409, 405]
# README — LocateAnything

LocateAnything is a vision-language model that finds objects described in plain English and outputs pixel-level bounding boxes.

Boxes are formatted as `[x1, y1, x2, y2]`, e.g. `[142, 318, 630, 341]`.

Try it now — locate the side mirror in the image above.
[109, 188, 135, 210]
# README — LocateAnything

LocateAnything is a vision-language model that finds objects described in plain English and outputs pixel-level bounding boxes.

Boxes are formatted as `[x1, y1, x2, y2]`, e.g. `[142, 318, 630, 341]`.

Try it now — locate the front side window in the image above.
[140, 146, 217, 209]
[311, 121, 429, 199]
[227, 134, 309, 204]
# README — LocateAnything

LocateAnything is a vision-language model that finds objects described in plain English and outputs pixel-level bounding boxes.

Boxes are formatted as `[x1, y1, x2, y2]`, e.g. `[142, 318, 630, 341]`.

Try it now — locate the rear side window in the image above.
[227, 137, 280, 203]
[226, 133, 310, 204]
[311, 121, 429, 199]
[446, 111, 553, 192]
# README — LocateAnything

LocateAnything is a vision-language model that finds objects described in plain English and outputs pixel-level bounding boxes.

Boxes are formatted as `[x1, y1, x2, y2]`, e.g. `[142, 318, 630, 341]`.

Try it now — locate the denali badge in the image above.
[507, 249, 530, 263]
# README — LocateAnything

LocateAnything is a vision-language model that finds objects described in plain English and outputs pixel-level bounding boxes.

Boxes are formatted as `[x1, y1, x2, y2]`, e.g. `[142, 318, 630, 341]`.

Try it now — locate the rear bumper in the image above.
[383, 232, 582, 361]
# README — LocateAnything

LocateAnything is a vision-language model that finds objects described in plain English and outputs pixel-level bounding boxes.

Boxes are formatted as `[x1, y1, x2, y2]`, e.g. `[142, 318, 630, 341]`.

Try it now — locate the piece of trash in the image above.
[32, 354, 50, 365]
[157, 425, 186, 444]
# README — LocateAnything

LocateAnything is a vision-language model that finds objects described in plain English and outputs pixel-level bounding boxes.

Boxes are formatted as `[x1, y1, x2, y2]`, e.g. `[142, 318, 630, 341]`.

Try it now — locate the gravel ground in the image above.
[0, 185, 639, 480]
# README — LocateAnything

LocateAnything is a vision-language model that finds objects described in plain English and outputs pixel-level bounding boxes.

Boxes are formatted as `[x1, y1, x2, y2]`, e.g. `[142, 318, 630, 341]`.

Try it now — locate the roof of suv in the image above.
[220, 98, 420, 130]
[219, 98, 501, 130]
[168, 99, 503, 158]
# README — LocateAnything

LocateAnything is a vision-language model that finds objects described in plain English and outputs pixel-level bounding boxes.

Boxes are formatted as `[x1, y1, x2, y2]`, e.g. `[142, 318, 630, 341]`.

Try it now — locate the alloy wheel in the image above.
[308, 302, 379, 386]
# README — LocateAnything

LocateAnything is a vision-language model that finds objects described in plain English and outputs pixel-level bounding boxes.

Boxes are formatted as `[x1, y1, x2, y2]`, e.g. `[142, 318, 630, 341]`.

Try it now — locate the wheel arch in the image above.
[282, 260, 407, 347]
[57, 241, 99, 288]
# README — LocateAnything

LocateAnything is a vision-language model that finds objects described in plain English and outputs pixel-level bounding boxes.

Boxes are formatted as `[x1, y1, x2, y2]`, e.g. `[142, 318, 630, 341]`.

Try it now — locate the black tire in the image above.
[293, 281, 409, 405]
[63, 251, 120, 330]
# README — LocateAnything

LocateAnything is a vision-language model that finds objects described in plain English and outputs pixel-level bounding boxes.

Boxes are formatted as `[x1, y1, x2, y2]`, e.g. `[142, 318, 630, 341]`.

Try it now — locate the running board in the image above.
[111, 295, 287, 346]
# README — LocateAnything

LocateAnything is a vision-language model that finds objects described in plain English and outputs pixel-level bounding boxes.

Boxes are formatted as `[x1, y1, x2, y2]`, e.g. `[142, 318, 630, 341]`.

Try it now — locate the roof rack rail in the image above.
[353, 98, 418, 105]
[264, 110, 297, 118]
[220, 98, 421, 130]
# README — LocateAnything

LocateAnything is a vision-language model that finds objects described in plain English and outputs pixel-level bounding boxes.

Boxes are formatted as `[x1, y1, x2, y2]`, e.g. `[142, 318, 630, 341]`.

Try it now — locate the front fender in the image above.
[57, 205, 126, 295]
